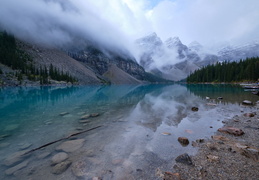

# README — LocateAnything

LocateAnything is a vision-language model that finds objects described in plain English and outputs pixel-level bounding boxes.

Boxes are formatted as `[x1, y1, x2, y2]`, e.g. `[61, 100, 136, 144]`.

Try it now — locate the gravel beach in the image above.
[161, 102, 259, 180]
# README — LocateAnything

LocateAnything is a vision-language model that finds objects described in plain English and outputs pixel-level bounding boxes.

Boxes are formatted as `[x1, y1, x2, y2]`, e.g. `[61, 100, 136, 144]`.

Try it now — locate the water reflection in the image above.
[0, 84, 255, 180]
[186, 84, 259, 104]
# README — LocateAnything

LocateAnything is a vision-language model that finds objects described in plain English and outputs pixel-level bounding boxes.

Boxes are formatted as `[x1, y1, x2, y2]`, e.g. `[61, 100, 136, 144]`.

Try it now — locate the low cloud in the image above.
[0, 0, 258, 57]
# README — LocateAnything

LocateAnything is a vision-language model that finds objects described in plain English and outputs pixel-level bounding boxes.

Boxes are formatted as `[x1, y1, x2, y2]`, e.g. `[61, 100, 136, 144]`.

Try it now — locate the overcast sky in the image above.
[0, 0, 259, 52]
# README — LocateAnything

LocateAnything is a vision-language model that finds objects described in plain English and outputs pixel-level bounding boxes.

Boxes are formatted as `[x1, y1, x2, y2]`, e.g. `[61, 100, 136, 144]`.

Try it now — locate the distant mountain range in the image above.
[135, 33, 259, 81]
[1, 30, 258, 86]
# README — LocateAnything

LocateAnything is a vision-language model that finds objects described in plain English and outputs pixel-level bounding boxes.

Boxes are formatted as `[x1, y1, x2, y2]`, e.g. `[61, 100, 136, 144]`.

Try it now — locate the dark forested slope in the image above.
[187, 57, 259, 83]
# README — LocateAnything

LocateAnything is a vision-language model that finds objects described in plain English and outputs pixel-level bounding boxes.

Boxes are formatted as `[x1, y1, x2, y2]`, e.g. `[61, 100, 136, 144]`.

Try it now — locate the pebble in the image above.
[80, 114, 90, 120]
[56, 139, 85, 153]
[191, 107, 199, 111]
[71, 161, 88, 177]
[207, 155, 219, 162]
[5, 160, 29, 175]
[52, 160, 72, 175]
[18, 143, 32, 150]
[178, 137, 190, 146]
[51, 152, 68, 165]
[242, 100, 253, 105]
[4, 150, 30, 167]
[59, 112, 69, 116]
[175, 153, 193, 165]
[218, 126, 245, 136]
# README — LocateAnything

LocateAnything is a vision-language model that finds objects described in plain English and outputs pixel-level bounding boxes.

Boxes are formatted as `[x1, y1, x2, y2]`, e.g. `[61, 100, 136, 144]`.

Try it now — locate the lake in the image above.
[0, 84, 258, 179]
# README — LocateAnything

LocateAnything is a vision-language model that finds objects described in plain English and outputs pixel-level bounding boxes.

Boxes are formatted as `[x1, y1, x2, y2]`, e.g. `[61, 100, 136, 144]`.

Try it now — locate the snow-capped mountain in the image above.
[135, 33, 217, 81]
[218, 41, 259, 61]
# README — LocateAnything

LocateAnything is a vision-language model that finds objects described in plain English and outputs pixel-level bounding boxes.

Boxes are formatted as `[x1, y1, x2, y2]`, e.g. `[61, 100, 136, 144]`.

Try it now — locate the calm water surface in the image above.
[0, 84, 258, 179]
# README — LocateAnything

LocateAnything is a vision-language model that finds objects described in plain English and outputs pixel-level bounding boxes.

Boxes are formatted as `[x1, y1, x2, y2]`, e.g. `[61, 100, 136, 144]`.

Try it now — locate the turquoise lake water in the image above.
[0, 84, 258, 179]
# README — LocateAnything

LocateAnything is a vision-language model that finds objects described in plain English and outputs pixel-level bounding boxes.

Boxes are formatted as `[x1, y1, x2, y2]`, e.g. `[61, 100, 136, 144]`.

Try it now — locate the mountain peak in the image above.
[165, 37, 183, 48]
[189, 41, 203, 52]
[136, 32, 163, 46]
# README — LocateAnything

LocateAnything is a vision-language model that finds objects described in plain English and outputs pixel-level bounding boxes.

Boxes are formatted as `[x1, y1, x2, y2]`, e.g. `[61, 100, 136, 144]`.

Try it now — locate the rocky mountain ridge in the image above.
[135, 33, 218, 81]
[136, 33, 259, 81]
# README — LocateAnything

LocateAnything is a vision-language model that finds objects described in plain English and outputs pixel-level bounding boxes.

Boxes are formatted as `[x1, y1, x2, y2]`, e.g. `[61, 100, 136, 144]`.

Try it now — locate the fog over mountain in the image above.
[0, 0, 259, 82]
[1, 0, 259, 52]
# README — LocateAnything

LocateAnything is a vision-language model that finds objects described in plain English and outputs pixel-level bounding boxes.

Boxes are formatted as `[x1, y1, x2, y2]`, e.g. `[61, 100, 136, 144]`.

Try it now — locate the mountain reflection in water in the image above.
[0, 84, 257, 179]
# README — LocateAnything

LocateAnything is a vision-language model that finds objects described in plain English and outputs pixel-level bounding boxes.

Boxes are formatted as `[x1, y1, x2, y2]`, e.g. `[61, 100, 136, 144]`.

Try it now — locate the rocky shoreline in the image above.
[160, 102, 259, 180]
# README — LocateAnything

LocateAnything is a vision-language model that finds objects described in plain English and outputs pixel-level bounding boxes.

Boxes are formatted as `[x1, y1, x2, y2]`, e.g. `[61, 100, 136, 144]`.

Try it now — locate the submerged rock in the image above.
[18, 143, 32, 150]
[4, 150, 30, 167]
[56, 139, 85, 153]
[5, 160, 29, 175]
[60, 112, 69, 116]
[218, 126, 245, 136]
[71, 161, 88, 177]
[51, 152, 68, 165]
[80, 114, 90, 120]
[4, 124, 19, 131]
[52, 160, 72, 174]
[178, 137, 189, 146]
[175, 153, 193, 165]
[90, 113, 100, 117]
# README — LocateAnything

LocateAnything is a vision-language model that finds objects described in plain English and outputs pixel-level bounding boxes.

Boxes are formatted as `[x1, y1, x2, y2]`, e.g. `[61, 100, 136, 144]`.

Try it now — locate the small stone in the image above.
[243, 113, 255, 117]
[178, 137, 189, 146]
[80, 114, 90, 120]
[56, 139, 84, 153]
[211, 135, 229, 141]
[90, 113, 99, 117]
[242, 100, 253, 105]
[71, 161, 88, 177]
[51, 152, 68, 165]
[161, 132, 171, 135]
[218, 126, 244, 136]
[52, 160, 72, 175]
[79, 120, 90, 123]
[18, 143, 32, 150]
[60, 112, 69, 116]
[207, 155, 219, 162]
[4, 150, 30, 167]
[191, 107, 199, 111]
[164, 172, 182, 180]
[210, 126, 213, 128]
[5, 160, 29, 175]
[191, 141, 198, 147]
[241, 148, 259, 162]
[175, 153, 193, 165]
[196, 139, 205, 143]
[217, 97, 223, 100]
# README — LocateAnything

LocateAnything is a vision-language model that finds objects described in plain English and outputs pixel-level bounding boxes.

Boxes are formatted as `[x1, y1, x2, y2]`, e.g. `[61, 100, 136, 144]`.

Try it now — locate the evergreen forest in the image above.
[187, 57, 259, 83]
[0, 31, 77, 84]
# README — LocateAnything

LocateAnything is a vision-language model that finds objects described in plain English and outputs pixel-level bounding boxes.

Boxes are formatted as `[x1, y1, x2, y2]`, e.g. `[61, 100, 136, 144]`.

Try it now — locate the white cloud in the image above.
[0, 0, 258, 53]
